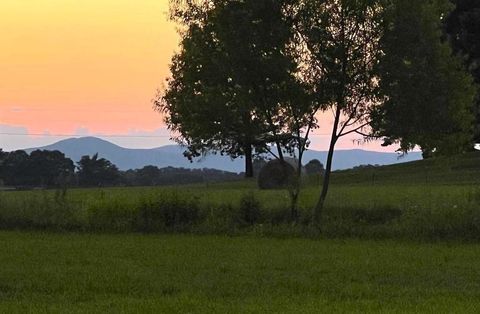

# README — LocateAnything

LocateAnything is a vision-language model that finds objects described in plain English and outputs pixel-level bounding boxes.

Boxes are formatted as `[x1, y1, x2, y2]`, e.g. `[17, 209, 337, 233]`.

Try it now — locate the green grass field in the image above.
[1, 182, 479, 239]
[1, 152, 480, 312]
[1, 231, 480, 313]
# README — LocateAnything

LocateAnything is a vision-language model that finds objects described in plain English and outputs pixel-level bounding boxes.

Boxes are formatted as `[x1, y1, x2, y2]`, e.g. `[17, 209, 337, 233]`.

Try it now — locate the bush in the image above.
[87, 199, 137, 232]
[238, 192, 262, 225]
[2, 184, 480, 241]
[137, 193, 201, 232]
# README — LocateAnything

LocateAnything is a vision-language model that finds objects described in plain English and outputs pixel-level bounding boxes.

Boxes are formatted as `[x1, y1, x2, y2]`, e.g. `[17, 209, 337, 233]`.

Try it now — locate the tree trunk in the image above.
[244, 145, 254, 178]
[289, 149, 304, 222]
[312, 107, 341, 226]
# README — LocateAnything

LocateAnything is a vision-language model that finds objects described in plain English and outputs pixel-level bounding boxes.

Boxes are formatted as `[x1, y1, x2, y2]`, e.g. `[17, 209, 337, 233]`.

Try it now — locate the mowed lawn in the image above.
[1, 232, 480, 313]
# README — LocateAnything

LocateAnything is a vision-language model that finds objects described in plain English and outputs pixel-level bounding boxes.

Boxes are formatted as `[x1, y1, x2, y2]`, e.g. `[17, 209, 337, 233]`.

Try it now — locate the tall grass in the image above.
[1, 183, 479, 240]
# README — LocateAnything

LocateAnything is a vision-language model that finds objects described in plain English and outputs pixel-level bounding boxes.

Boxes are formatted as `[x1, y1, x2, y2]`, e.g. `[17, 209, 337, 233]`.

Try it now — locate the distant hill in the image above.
[330, 151, 480, 185]
[23, 137, 422, 172]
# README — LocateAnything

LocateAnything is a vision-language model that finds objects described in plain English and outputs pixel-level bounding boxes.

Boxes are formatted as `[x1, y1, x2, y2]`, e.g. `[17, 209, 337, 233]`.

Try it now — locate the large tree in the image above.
[294, 0, 385, 223]
[445, 0, 480, 144]
[373, 0, 476, 157]
[157, 0, 301, 177]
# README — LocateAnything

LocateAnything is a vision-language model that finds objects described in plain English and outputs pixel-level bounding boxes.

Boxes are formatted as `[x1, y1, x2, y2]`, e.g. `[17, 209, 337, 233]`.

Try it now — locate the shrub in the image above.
[137, 193, 201, 232]
[201, 203, 237, 234]
[0, 191, 83, 231]
[87, 199, 137, 232]
[238, 192, 262, 225]
[327, 206, 402, 226]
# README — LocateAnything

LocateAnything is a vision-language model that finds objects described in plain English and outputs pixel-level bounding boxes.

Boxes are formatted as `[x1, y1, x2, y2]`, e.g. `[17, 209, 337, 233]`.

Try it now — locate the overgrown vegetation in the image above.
[1, 152, 479, 240]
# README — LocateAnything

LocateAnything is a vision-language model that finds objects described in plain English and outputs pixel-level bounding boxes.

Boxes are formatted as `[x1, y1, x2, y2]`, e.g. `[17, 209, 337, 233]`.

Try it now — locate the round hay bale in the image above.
[257, 159, 296, 190]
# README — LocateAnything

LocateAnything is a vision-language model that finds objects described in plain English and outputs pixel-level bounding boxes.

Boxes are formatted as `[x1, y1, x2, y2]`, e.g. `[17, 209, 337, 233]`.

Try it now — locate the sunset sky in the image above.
[0, 0, 396, 152]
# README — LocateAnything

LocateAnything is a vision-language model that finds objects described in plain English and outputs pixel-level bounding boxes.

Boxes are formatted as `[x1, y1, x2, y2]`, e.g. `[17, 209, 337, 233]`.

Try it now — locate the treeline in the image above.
[0, 150, 241, 189]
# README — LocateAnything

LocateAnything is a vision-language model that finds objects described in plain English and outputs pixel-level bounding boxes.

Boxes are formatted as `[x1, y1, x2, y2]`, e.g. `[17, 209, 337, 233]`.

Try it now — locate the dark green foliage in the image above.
[0, 150, 30, 186]
[446, 0, 480, 143]
[446, 0, 480, 82]
[138, 193, 200, 232]
[305, 159, 324, 176]
[374, 0, 477, 155]
[28, 150, 75, 187]
[77, 154, 120, 187]
[123, 166, 241, 186]
[158, 0, 301, 177]
[336, 206, 403, 225]
[0, 150, 74, 188]
[87, 198, 138, 232]
[294, 0, 386, 221]
[0, 149, 241, 189]
[0, 192, 80, 231]
[238, 192, 261, 225]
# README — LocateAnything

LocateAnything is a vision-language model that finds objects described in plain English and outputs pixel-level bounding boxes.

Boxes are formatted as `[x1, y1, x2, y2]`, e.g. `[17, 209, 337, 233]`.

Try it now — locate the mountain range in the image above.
[24, 137, 422, 172]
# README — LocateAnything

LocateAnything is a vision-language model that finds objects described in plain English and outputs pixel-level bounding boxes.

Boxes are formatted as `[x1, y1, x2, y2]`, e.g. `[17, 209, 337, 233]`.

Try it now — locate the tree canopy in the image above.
[157, 0, 302, 177]
[373, 0, 476, 157]
[77, 154, 120, 187]
[293, 0, 385, 220]
[159, 0, 477, 227]
[445, 0, 480, 143]
[0, 150, 74, 187]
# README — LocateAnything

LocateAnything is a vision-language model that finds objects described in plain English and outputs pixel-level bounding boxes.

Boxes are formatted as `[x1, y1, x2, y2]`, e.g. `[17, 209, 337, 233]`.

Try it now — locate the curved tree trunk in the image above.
[312, 106, 341, 227]
[313, 138, 335, 224]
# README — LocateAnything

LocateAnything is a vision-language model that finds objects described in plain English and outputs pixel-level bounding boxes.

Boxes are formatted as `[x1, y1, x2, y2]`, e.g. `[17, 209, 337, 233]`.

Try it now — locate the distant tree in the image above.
[0, 150, 31, 187]
[121, 165, 242, 187]
[157, 0, 301, 178]
[445, 0, 480, 144]
[28, 150, 75, 187]
[305, 159, 324, 176]
[0, 150, 7, 185]
[373, 0, 476, 157]
[135, 165, 162, 186]
[122, 169, 137, 186]
[77, 154, 120, 187]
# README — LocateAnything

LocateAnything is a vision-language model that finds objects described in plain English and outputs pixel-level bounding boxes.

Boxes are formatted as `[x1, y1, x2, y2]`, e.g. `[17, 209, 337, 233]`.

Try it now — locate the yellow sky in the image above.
[0, 0, 178, 134]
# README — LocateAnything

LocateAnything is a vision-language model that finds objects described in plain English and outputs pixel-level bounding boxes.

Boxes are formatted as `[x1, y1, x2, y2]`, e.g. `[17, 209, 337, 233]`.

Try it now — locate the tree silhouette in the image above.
[77, 154, 120, 187]
[446, 0, 480, 144]
[158, 0, 301, 177]
[374, 0, 476, 157]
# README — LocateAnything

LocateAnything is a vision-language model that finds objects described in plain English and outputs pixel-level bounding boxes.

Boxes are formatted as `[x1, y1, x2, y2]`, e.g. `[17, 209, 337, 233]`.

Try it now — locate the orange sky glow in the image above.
[1, 1, 177, 133]
[0, 0, 396, 152]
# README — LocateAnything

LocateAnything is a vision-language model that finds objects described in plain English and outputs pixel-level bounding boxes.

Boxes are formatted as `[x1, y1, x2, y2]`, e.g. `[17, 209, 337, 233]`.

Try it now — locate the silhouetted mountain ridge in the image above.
[23, 137, 422, 172]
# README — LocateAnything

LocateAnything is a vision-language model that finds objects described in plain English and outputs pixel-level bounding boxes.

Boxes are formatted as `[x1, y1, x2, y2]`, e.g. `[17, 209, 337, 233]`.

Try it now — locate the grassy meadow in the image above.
[1, 183, 480, 239]
[1, 152, 480, 312]
[2, 232, 480, 313]
[0, 152, 479, 239]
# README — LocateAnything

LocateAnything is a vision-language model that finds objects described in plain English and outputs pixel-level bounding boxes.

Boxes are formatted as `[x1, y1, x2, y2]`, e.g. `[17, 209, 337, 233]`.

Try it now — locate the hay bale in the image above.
[257, 159, 296, 190]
